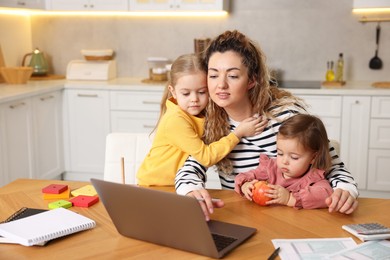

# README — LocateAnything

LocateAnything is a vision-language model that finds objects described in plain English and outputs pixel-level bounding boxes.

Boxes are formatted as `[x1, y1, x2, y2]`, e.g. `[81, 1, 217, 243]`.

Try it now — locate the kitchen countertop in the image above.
[1, 78, 389, 104]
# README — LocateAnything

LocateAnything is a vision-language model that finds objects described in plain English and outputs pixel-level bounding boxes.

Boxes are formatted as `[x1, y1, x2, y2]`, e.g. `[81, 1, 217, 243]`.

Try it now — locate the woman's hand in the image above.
[186, 189, 225, 221]
[325, 188, 358, 214]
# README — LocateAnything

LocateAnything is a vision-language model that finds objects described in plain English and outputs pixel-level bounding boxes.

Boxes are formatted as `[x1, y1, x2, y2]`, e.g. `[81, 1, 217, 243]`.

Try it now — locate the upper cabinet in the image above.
[1, 0, 229, 12]
[0, 0, 47, 9]
[353, 0, 390, 9]
[129, 0, 229, 12]
[48, 0, 128, 11]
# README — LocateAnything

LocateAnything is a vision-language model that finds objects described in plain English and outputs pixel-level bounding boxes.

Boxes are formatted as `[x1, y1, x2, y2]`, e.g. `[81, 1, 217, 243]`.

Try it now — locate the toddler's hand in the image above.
[265, 184, 291, 206]
[241, 180, 258, 201]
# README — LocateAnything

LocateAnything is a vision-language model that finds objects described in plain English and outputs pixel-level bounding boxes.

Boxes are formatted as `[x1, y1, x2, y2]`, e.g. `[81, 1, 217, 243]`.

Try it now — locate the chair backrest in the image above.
[104, 132, 153, 184]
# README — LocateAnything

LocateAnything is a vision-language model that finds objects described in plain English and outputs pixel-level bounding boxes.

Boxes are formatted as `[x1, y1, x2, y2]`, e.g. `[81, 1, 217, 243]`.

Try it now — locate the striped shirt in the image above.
[175, 105, 358, 198]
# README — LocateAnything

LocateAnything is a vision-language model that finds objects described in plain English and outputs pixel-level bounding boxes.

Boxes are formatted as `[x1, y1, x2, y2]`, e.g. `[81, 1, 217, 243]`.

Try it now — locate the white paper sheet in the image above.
[272, 238, 357, 260]
[326, 240, 390, 260]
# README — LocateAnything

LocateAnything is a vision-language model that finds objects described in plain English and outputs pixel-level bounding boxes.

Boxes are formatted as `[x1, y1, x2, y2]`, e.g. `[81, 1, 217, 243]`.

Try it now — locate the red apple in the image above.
[252, 181, 271, 206]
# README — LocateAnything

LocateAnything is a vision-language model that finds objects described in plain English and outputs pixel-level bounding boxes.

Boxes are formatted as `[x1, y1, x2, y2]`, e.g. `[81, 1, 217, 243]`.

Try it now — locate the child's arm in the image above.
[265, 180, 333, 209]
[165, 115, 265, 167]
[293, 180, 333, 209]
[233, 115, 268, 138]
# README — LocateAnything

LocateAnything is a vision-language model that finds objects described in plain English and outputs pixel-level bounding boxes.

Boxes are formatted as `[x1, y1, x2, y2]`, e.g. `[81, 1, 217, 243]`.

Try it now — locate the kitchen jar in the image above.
[147, 57, 169, 81]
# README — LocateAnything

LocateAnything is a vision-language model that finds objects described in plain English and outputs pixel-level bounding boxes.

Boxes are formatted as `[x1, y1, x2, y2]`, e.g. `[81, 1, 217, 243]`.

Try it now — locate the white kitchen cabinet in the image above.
[31, 91, 64, 180]
[0, 0, 46, 9]
[0, 90, 64, 187]
[367, 97, 390, 193]
[129, 0, 229, 11]
[48, 0, 128, 11]
[341, 96, 371, 190]
[110, 91, 160, 133]
[297, 95, 342, 142]
[63, 89, 110, 181]
[0, 98, 33, 186]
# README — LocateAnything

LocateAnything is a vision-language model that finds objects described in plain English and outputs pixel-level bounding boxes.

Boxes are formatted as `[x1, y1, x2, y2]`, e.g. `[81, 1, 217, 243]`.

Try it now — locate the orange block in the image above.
[42, 188, 71, 200]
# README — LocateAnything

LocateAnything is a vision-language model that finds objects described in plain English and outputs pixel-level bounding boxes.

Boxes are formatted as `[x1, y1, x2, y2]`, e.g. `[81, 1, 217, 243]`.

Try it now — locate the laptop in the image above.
[91, 178, 256, 258]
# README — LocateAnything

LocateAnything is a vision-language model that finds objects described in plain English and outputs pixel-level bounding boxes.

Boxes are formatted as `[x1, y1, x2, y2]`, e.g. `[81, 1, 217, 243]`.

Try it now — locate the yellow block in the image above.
[71, 185, 97, 197]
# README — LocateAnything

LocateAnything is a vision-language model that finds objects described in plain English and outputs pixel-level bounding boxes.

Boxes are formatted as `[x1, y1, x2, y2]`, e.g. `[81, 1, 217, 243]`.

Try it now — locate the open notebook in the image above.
[0, 208, 96, 246]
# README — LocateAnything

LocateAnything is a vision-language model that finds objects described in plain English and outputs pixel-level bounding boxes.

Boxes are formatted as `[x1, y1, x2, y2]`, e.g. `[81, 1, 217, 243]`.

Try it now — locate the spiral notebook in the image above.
[0, 208, 96, 246]
[0, 207, 48, 245]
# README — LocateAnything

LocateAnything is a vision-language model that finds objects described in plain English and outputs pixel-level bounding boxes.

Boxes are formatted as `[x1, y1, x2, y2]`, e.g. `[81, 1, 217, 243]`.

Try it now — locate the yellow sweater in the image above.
[136, 98, 239, 186]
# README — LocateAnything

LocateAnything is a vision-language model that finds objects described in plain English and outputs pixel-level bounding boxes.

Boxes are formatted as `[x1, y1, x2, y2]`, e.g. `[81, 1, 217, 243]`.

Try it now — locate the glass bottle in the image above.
[326, 61, 335, 82]
[335, 53, 344, 82]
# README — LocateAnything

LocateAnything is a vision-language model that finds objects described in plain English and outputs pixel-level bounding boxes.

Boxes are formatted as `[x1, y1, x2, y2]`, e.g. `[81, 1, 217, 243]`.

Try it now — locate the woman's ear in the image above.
[247, 78, 256, 90]
[168, 85, 176, 99]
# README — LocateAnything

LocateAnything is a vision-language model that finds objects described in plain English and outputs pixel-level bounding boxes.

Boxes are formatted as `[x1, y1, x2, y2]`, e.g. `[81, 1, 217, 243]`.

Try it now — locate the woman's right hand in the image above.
[186, 189, 225, 221]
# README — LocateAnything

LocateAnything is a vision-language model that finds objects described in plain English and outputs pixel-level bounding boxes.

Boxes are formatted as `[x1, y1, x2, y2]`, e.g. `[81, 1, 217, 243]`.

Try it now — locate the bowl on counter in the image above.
[81, 49, 114, 61]
[0, 67, 33, 84]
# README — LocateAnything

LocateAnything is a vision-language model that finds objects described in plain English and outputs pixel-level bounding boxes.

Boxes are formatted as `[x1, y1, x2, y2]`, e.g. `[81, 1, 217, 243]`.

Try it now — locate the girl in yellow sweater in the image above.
[137, 54, 267, 186]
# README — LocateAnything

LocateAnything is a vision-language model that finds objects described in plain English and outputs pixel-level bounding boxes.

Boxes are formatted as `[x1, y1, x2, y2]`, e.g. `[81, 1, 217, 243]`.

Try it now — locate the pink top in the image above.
[235, 154, 333, 209]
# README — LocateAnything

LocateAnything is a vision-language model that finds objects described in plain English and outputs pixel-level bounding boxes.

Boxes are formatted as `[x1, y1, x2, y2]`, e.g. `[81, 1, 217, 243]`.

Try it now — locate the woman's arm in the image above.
[174, 156, 224, 221]
[326, 144, 358, 197]
[175, 156, 208, 195]
[325, 143, 359, 213]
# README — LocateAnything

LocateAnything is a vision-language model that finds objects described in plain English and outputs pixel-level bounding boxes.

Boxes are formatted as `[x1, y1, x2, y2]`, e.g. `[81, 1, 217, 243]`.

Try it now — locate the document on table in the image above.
[272, 238, 357, 260]
[326, 240, 390, 259]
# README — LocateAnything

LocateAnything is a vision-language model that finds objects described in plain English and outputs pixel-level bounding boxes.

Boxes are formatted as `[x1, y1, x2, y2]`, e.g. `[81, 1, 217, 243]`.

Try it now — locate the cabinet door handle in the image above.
[142, 101, 159, 105]
[355, 100, 360, 104]
[143, 125, 155, 129]
[9, 102, 26, 109]
[17, 1, 26, 6]
[77, 94, 99, 98]
[40, 95, 54, 101]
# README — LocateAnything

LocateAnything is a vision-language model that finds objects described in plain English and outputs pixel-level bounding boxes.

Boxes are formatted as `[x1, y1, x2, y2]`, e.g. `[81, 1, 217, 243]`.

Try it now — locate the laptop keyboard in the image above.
[212, 233, 237, 252]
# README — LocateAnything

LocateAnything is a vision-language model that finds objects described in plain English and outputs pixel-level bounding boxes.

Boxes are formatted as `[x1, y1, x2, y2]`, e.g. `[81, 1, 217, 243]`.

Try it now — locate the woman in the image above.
[174, 30, 358, 221]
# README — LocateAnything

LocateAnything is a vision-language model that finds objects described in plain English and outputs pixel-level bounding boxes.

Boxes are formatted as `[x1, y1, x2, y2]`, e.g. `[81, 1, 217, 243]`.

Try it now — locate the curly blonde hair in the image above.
[202, 30, 304, 174]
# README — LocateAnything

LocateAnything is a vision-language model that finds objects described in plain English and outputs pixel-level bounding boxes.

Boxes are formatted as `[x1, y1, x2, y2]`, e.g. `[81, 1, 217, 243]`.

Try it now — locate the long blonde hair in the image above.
[152, 54, 205, 133]
[202, 30, 305, 174]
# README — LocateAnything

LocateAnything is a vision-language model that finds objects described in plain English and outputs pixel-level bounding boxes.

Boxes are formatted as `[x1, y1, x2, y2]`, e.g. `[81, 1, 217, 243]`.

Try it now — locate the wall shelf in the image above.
[359, 16, 390, 23]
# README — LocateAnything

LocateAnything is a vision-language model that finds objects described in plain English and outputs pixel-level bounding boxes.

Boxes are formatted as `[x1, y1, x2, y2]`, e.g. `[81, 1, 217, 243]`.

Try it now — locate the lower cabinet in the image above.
[110, 90, 160, 133]
[298, 95, 342, 142]
[63, 89, 110, 181]
[341, 96, 370, 191]
[32, 91, 65, 180]
[366, 97, 390, 196]
[0, 90, 64, 187]
[0, 98, 33, 186]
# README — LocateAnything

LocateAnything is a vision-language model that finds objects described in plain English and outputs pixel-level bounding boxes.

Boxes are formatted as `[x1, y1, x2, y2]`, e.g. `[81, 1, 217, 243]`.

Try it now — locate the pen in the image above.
[196, 198, 221, 203]
[267, 247, 280, 260]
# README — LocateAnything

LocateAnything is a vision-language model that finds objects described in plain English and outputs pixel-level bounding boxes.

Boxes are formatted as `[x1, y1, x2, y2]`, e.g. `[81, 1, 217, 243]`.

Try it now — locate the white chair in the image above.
[104, 132, 153, 184]
[103, 132, 222, 189]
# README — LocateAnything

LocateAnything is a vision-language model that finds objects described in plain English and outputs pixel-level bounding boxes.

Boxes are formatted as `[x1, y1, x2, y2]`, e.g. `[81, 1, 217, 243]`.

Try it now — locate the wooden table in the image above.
[1, 179, 389, 259]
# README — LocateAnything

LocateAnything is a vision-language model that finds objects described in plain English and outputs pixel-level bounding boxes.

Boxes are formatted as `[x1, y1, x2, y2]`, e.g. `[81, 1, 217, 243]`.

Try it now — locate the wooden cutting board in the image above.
[372, 82, 390, 88]
[29, 74, 65, 81]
